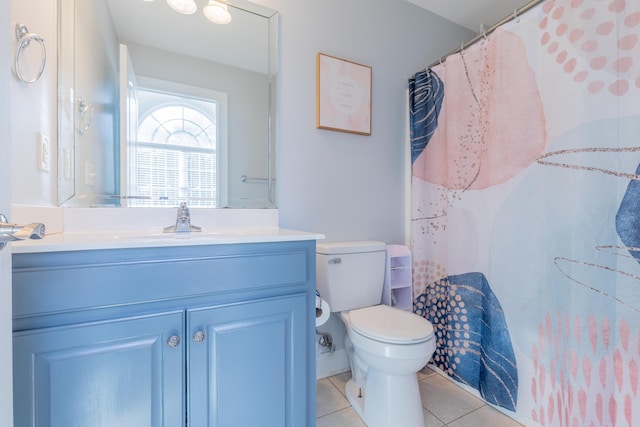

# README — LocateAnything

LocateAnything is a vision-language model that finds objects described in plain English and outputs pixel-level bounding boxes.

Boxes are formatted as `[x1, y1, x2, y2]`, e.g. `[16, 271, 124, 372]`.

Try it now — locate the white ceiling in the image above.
[405, 0, 533, 32]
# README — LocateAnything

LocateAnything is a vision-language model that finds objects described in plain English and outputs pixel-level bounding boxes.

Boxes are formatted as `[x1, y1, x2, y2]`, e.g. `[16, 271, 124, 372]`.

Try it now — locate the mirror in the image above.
[58, 0, 278, 208]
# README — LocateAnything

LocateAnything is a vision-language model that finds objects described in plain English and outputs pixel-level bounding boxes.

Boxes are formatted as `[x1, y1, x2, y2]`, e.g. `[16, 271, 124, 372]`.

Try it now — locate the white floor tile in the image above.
[316, 407, 367, 427]
[317, 370, 523, 427]
[418, 374, 485, 424]
[316, 378, 350, 418]
[448, 405, 524, 427]
[327, 370, 351, 398]
[423, 408, 446, 427]
[417, 365, 437, 382]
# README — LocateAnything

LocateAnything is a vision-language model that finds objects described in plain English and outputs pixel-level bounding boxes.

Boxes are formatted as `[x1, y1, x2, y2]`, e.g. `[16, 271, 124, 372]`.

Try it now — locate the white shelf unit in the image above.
[382, 244, 413, 312]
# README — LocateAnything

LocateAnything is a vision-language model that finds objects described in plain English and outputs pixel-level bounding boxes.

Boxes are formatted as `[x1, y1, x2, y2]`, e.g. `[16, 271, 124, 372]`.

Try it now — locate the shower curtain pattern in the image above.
[410, 1, 640, 425]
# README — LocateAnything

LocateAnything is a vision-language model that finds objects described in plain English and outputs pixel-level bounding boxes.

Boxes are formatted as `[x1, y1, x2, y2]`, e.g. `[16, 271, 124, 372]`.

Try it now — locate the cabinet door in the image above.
[188, 294, 307, 427]
[13, 311, 185, 427]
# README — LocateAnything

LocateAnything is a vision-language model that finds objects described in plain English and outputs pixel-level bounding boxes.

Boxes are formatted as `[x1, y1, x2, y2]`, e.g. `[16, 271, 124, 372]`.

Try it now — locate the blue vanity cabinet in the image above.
[12, 240, 317, 427]
[188, 293, 306, 426]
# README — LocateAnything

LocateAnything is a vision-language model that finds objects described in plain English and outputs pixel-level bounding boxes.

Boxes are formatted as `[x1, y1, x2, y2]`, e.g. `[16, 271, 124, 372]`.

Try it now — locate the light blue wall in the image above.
[258, 0, 474, 243]
[252, 0, 474, 374]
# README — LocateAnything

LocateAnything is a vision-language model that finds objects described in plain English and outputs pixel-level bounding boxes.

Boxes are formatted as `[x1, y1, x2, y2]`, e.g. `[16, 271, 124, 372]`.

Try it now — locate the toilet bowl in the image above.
[316, 241, 435, 427]
[341, 304, 435, 427]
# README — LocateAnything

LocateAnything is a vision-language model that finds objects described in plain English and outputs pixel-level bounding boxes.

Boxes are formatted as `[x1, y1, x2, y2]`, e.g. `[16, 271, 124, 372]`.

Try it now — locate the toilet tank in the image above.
[316, 241, 387, 312]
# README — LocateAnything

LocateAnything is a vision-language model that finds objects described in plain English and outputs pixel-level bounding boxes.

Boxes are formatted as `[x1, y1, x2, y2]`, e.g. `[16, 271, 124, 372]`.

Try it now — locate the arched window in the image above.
[128, 83, 227, 207]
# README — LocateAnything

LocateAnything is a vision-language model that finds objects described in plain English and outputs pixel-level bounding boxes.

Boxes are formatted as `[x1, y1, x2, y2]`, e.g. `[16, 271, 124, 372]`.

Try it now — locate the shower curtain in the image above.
[410, 1, 640, 425]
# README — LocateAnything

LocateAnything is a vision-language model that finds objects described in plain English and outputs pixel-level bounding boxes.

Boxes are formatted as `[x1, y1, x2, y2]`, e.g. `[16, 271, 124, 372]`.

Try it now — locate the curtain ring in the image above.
[480, 23, 488, 41]
[14, 23, 46, 84]
[513, 9, 520, 23]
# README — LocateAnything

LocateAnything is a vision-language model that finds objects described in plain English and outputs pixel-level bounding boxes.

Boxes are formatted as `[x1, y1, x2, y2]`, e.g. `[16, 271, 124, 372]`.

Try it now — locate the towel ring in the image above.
[14, 23, 46, 84]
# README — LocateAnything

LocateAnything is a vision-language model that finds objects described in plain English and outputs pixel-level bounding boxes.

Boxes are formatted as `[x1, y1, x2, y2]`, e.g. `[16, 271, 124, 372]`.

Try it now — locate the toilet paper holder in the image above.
[315, 290, 333, 351]
[315, 291, 331, 327]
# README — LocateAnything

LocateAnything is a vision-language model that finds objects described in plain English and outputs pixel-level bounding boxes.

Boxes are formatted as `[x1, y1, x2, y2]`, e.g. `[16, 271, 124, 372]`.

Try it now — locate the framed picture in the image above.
[316, 53, 372, 136]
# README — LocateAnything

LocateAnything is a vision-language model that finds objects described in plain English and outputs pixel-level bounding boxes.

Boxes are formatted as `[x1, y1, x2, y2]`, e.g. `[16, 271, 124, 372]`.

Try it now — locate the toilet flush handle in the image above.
[328, 258, 342, 265]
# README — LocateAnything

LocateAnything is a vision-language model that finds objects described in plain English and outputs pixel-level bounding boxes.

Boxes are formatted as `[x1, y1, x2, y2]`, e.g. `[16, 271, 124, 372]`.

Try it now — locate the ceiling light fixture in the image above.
[166, 0, 197, 15]
[203, 1, 232, 25]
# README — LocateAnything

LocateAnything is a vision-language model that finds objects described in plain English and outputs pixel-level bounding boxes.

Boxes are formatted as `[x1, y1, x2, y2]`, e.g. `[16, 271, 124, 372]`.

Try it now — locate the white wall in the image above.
[251, 0, 473, 374]
[11, 0, 58, 206]
[258, 0, 473, 243]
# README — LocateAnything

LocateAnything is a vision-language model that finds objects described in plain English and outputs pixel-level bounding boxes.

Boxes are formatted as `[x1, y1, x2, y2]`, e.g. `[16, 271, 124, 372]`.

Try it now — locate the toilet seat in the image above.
[349, 305, 434, 344]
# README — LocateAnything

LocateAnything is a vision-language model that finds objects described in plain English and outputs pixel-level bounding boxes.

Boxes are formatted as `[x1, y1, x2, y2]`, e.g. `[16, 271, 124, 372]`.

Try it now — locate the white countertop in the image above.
[12, 228, 325, 254]
[10, 206, 324, 254]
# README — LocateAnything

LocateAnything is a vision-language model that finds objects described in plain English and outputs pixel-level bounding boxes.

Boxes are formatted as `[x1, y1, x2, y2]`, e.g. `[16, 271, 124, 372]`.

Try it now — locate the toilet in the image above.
[316, 241, 436, 427]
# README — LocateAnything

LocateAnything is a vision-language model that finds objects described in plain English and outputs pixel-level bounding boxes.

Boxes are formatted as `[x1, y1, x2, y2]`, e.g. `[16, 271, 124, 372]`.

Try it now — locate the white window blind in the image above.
[130, 87, 222, 207]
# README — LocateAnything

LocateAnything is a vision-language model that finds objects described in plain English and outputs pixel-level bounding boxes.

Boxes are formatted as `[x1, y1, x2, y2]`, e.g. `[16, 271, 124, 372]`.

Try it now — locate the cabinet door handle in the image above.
[192, 330, 206, 343]
[167, 335, 181, 347]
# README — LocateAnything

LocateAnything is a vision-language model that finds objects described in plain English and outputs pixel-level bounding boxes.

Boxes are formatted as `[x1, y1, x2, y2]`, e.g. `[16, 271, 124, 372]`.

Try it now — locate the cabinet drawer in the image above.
[13, 241, 312, 319]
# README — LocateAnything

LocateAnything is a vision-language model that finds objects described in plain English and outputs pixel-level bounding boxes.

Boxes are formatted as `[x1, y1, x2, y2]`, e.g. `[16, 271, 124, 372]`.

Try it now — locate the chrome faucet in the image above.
[163, 202, 201, 233]
[0, 214, 45, 249]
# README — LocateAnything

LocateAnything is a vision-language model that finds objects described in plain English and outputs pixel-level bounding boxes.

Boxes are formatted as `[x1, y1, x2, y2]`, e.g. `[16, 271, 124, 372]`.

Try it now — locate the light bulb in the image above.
[203, 1, 232, 24]
[166, 0, 197, 14]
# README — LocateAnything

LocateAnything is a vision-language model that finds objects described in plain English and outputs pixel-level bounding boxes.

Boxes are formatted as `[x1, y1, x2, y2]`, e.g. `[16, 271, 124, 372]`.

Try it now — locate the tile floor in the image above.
[316, 366, 524, 427]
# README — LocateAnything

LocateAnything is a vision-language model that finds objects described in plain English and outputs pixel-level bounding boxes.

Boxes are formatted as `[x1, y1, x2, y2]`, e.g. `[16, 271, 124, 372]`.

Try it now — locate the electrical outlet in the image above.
[38, 133, 50, 172]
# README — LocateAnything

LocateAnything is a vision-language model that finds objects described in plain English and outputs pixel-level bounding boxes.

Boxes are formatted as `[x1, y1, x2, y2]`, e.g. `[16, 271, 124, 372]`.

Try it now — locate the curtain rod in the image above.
[427, 0, 546, 69]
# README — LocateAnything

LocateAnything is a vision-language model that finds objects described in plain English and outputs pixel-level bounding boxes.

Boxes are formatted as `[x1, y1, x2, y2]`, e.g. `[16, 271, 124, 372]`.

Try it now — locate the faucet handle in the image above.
[0, 214, 46, 249]
[12, 223, 46, 240]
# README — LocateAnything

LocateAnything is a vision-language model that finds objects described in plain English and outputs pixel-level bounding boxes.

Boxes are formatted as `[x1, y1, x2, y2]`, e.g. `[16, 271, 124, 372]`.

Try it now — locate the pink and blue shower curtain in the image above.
[410, 1, 640, 425]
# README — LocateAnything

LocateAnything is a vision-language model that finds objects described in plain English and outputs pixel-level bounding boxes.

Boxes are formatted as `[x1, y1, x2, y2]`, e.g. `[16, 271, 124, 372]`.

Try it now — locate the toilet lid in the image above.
[349, 305, 434, 344]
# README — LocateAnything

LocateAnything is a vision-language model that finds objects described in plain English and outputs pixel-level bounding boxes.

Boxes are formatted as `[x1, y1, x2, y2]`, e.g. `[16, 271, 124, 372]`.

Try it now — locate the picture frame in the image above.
[316, 53, 372, 136]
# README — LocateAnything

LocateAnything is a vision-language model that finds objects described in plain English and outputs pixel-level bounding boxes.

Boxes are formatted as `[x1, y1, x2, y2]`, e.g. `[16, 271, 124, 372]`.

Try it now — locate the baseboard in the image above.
[316, 348, 349, 380]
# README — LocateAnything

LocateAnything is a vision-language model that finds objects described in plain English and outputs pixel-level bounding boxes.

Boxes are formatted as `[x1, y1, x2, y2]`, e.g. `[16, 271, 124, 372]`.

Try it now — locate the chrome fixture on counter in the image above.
[0, 214, 46, 250]
[163, 202, 202, 233]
